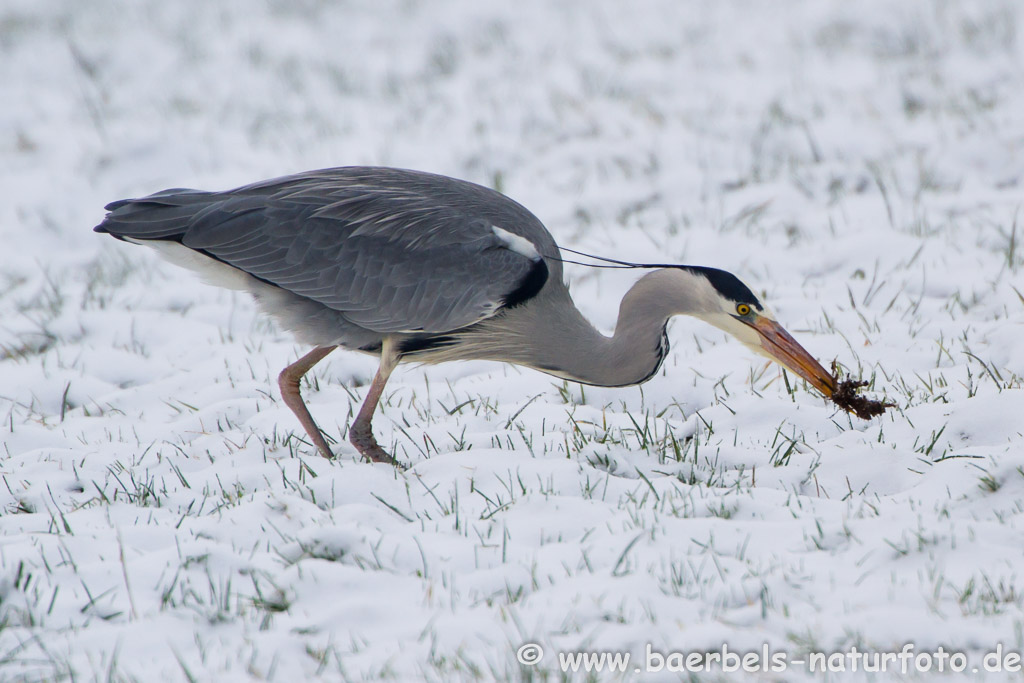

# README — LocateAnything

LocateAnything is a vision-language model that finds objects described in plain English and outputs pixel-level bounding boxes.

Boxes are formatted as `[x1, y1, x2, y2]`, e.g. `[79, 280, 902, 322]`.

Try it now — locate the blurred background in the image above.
[6, 0, 1020, 262]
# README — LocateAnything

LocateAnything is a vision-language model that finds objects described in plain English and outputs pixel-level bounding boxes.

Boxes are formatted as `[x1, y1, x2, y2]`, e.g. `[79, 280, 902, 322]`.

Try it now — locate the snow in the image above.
[2, 0, 1023, 680]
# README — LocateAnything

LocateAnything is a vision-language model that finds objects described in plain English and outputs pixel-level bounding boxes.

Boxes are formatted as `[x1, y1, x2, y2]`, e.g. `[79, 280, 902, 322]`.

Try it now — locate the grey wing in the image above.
[95, 167, 553, 334]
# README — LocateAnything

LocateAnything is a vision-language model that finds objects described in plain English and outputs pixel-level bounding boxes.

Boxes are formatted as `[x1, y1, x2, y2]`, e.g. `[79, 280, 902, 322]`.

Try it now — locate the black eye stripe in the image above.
[694, 267, 764, 312]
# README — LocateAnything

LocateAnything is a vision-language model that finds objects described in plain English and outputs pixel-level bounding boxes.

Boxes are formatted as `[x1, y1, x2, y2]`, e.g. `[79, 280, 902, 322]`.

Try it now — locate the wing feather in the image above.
[95, 167, 556, 334]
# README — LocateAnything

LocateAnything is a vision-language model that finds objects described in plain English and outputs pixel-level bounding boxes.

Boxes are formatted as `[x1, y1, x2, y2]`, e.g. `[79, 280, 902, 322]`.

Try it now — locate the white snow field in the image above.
[2, 0, 1024, 680]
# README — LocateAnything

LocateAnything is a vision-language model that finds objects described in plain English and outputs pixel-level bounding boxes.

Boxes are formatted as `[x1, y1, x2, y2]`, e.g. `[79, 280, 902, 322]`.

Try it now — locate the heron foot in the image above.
[349, 423, 404, 468]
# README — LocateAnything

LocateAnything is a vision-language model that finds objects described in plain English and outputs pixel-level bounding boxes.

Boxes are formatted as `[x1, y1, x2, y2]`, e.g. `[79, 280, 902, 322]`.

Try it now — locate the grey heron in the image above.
[95, 166, 838, 465]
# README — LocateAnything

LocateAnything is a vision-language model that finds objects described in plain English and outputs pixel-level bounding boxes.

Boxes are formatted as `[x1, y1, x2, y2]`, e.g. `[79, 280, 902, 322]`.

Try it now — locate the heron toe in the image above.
[349, 423, 403, 467]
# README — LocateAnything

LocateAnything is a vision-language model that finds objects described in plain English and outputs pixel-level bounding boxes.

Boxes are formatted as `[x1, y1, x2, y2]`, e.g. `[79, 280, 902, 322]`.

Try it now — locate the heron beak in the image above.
[752, 318, 836, 398]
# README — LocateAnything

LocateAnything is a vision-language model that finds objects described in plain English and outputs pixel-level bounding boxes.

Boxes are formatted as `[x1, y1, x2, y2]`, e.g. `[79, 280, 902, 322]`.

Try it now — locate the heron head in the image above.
[689, 268, 836, 398]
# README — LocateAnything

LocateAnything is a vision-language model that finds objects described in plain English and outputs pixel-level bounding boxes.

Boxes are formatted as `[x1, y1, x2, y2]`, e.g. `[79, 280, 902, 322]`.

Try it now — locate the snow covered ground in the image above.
[2, 0, 1024, 680]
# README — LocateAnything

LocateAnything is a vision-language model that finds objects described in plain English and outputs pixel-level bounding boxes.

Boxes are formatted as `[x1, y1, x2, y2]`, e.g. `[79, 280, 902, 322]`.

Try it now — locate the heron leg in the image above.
[278, 346, 337, 458]
[348, 338, 402, 467]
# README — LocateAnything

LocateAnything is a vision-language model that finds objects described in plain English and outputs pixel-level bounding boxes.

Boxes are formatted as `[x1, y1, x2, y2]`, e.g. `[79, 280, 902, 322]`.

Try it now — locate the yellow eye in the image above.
[736, 304, 751, 316]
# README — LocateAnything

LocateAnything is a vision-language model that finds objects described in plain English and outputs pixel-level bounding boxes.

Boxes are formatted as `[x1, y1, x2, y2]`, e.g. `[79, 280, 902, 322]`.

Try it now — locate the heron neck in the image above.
[533, 268, 725, 386]
[447, 269, 711, 387]
[483, 271, 692, 387]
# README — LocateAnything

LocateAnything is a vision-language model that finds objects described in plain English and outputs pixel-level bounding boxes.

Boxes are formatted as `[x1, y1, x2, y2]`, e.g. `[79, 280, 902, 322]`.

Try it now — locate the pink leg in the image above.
[278, 346, 337, 458]
[348, 339, 402, 466]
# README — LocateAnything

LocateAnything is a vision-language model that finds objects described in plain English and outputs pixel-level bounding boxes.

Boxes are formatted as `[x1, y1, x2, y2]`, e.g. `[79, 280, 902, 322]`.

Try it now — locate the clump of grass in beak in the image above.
[828, 361, 895, 419]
